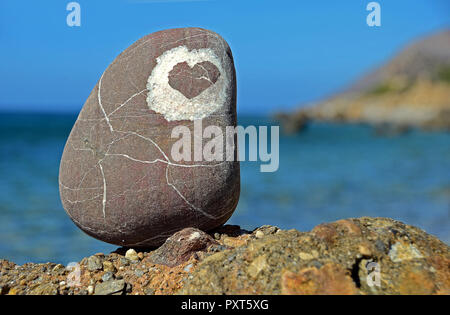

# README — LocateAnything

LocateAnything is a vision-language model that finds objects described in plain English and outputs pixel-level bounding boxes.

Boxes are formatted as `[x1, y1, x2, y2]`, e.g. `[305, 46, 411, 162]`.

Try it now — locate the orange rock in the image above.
[429, 256, 450, 294]
[222, 235, 249, 248]
[398, 267, 436, 295]
[281, 263, 359, 295]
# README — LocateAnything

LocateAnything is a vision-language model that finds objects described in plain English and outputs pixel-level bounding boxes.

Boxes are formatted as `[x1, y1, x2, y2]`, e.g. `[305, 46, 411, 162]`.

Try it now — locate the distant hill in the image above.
[349, 29, 450, 93]
[280, 29, 450, 133]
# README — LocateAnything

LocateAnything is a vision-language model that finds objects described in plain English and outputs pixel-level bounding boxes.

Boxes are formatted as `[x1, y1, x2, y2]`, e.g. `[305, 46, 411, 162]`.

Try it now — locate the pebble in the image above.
[94, 280, 125, 296]
[87, 256, 103, 271]
[299, 252, 314, 260]
[183, 264, 194, 273]
[125, 249, 139, 261]
[134, 269, 144, 277]
[149, 228, 217, 267]
[255, 231, 265, 239]
[144, 288, 155, 295]
[102, 272, 114, 282]
[103, 261, 116, 273]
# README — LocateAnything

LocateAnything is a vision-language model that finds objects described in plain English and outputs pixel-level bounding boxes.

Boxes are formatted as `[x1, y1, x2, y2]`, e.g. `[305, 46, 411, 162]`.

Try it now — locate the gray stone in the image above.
[144, 288, 155, 295]
[94, 279, 125, 295]
[87, 256, 103, 271]
[101, 271, 114, 282]
[134, 269, 144, 277]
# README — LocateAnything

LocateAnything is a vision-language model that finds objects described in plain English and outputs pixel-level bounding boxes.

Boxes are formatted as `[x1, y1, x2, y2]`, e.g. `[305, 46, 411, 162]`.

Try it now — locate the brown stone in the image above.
[149, 228, 217, 267]
[59, 28, 239, 247]
[311, 223, 338, 244]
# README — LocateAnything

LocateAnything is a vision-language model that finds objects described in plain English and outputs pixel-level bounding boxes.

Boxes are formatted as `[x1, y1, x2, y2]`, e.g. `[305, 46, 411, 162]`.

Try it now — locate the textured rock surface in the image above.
[149, 227, 218, 267]
[1, 218, 448, 295]
[94, 279, 125, 295]
[59, 28, 239, 247]
[179, 217, 450, 295]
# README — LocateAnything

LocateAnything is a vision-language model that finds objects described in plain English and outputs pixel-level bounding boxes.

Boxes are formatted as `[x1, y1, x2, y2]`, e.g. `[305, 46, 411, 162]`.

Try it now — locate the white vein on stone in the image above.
[64, 31, 233, 224]
[65, 194, 103, 204]
[99, 163, 107, 219]
[165, 167, 217, 220]
[108, 89, 147, 118]
[97, 73, 114, 133]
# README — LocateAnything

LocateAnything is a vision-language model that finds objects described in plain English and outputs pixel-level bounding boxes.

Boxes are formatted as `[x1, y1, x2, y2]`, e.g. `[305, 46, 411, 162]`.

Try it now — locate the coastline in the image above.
[276, 29, 450, 134]
[276, 78, 450, 135]
[1, 217, 449, 295]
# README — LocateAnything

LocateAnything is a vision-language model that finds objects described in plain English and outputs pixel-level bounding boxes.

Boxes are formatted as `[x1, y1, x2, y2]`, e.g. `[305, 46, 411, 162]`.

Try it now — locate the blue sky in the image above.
[0, 0, 449, 114]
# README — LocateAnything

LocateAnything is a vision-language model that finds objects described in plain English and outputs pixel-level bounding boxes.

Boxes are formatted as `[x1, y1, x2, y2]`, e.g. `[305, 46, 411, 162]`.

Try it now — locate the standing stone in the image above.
[59, 28, 240, 247]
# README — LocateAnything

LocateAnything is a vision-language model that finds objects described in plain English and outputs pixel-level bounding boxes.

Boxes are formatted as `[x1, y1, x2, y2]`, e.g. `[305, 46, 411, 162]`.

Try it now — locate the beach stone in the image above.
[87, 255, 103, 271]
[149, 227, 218, 267]
[101, 271, 114, 282]
[125, 249, 139, 261]
[59, 28, 240, 247]
[102, 261, 116, 273]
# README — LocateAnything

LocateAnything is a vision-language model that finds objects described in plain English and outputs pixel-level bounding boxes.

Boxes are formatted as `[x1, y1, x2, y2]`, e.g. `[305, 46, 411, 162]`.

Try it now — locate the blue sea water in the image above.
[0, 113, 449, 265]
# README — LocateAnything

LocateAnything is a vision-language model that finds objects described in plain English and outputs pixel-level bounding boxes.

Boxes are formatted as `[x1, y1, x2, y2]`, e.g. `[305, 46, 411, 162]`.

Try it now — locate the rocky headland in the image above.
[1, 217, 449, 295]
[277, 29, 450, 133]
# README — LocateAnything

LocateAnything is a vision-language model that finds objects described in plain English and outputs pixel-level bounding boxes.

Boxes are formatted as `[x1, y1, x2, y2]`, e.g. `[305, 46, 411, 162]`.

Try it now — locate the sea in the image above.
[0, 113, 449, 265]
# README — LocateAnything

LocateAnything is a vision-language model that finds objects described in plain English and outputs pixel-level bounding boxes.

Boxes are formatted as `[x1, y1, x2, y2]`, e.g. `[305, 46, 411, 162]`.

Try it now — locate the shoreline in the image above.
[1, 217, 449, 295]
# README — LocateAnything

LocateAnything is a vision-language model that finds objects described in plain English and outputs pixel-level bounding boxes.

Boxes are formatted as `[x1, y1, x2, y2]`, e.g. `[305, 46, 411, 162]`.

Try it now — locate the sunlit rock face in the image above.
[59, 28, 240, 247]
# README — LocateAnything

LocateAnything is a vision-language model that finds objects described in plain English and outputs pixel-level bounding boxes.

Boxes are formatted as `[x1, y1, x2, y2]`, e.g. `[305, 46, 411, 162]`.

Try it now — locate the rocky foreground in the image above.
[1, 217, 449, 295]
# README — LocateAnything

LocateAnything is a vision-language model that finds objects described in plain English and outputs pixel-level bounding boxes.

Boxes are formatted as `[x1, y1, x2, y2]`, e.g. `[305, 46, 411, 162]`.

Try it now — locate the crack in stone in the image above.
[102, 140, 227, 220]
[105, 152, 225, 168]
[65, 194, 103, 204]
[74, 30, 233, 224]
[165, 167, 216, 220]
[108, 89, 147, 118]
[89, 92, 227, 220]
[59, 182, 103, 191]
[97, 73, 114, 133]
[99, 163, 107, 219]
